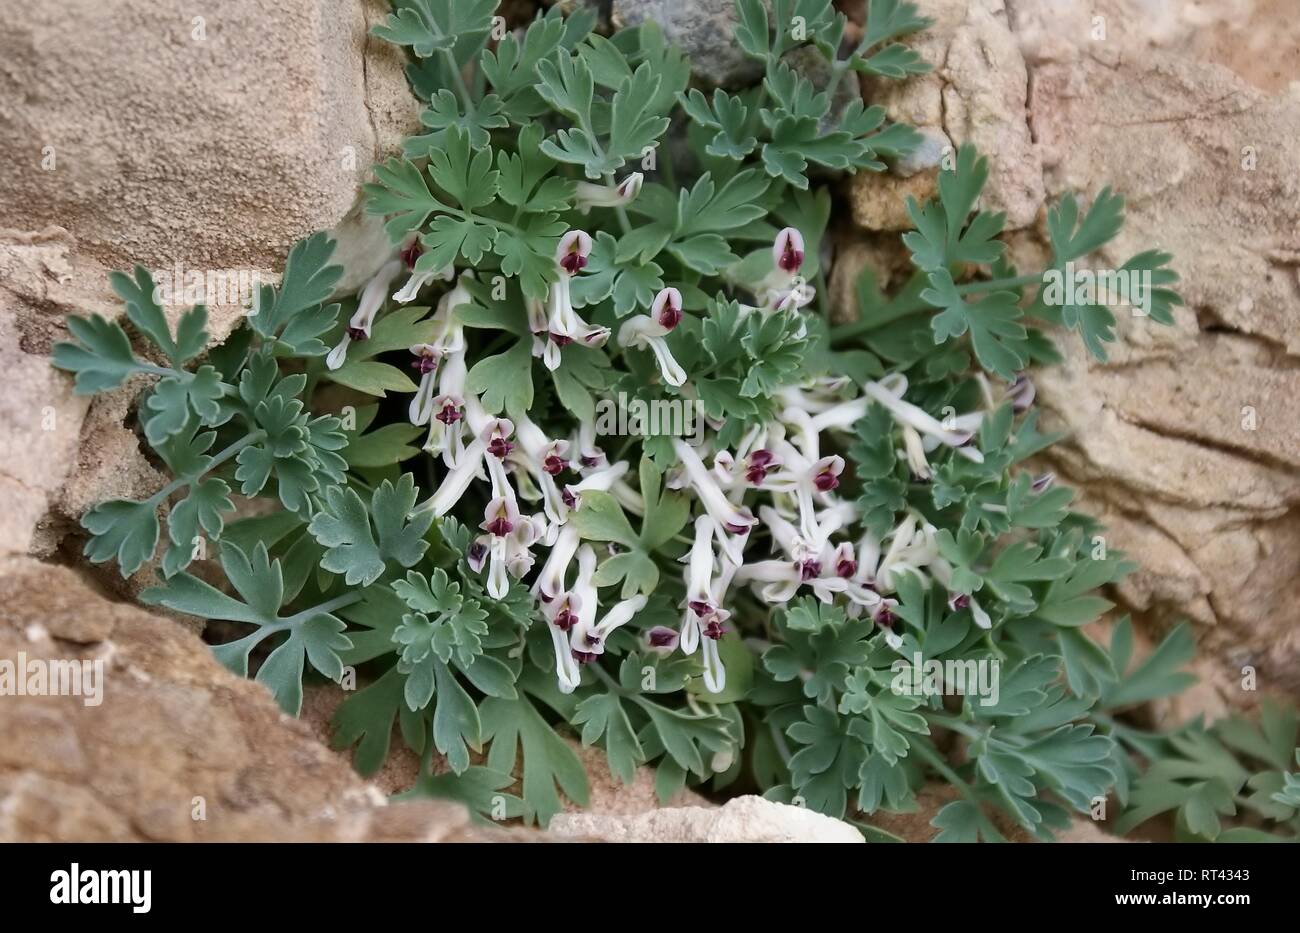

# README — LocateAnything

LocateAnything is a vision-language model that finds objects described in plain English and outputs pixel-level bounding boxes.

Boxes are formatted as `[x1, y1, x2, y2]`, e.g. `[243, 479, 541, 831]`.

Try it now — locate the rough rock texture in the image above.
[610, 0, 764, 88]
[0, 0, 419, 585]
[0, 0, 416, 285]
[0, 558, 526, 842]
[851, 0, 1046, 232]
[840, 0, 1300, 708]
[550, 795, 866, 842]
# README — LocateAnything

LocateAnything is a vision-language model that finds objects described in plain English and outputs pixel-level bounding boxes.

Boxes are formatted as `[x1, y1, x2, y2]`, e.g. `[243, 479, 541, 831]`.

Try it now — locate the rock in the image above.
[550, 794, 865, 842]
[848, 170, 939, 231]
[0, 557, 526, 842]
[1025, 49, 1300, 699]
[855, 0, 1045, 231]
[1, 0, 420, 573]
[0, 0, 418, 346]
[610, 0, 764, 88]
[892, 125, 953, 178]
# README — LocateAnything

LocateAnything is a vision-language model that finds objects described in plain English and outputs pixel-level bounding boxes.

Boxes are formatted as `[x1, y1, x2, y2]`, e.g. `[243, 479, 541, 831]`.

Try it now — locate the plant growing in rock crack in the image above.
[52, 0, 1299, 841]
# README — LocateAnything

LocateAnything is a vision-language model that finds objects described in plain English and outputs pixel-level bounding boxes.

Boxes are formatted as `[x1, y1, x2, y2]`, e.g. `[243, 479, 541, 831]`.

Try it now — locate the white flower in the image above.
[542, 231, 610, 371]
[326, 259, 403, 370]
[574, 173, 644, 211]
[672, 439, 755, 561]
[408, 344, 441, 425]
[617, 287, 687, 386]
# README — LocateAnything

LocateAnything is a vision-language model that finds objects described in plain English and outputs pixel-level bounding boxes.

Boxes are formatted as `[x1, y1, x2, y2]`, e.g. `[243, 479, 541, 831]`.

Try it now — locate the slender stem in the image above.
[441, 49, 474, 107]
[828, 272, 1047, 344]
[148, 430, 266, 504]
[286, 590, 363, 624]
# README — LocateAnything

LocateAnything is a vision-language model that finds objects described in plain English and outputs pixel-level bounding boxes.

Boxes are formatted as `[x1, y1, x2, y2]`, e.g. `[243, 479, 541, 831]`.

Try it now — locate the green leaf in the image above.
[52, 314, 147, 394]
[81, 498, 160, 578]
[466, 338, 534, 417]
[309, 474, 434, 586]
[922, 270, 1029, 380]
[481, 693, 589, 826]
[327, 360, 418, 397]
[141, 541, 352, 715]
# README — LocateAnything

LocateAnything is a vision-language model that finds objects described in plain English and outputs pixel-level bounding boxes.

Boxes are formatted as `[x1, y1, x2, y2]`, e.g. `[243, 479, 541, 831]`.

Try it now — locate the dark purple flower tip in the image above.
[875, 607, 897, 629]
[749, 449, 776, 467]
[647, 627, 679, 648]
[436, 403, 462, 425]
[411, 354, 438, 374]
[487, 436, 515, 459]
[400, 240, 423, 270]
[580, 453, 603, 468]
[702, 619, 726, 640]
[814, 469, 840, 492]
[688, 600, 713, 617]
[1031, 472, 1056, 493]
[346, 326, 368, 341]
[584, 632, 602, 648]
[553, 607, 577, 631]
[549, 331, 574, 347]
[559, 252, 587, 275]
[543, 454, 567, 476]
[571, 649, 598, 664]
[778, 242, 804, 274]
[561, 487, 578, 509]
[745, 465, 769, 485]
[799, 559, 822, 582]
[485, 516, 513, 537]
[836, 558, 858, 578]
[468, 542, 487, 564]
[951, 593, 971, 610]
[657, 299, 683, 330]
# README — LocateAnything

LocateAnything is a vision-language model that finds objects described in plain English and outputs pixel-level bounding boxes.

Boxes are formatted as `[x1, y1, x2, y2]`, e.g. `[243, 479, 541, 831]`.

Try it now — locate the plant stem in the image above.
[286, 590, 363, 624]
[828, 272, 1046, 344]
[441, 49, 474, 108]
[148, 430, 266, 504]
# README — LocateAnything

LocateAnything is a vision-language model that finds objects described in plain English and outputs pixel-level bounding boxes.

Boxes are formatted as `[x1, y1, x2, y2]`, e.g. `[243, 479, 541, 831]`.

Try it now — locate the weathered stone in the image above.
[0, 557, 523, 842]
[611, 0, 764, 88]
[550, 794, 865, 842]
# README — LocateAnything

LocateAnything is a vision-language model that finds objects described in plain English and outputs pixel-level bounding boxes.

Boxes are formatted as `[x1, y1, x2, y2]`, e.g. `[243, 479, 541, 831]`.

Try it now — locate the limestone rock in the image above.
[550, 794, 865, 842]
[0, 557, 520, 842]
[853, 0, 1045, 231]
[611, 0, 764, 88]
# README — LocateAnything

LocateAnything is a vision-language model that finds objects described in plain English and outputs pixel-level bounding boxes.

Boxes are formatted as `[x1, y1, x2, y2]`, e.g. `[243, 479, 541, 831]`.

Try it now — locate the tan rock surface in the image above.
[550, 794, 865, 842]
[0, 556, 526, 841]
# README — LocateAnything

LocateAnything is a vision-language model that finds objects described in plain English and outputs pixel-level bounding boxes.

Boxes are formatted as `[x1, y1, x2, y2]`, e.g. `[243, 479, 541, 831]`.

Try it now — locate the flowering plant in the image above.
[51, 0, 1300, 842]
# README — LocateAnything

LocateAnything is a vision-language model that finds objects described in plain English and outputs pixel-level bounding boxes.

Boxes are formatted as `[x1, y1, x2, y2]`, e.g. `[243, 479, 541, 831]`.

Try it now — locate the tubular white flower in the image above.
[680, 515, 718, 654]
[560, 460, 629, 515]
[574, 172, 644, 211]
[672, 439, 756, 560]
[408, 344, 441, 425]
[863, 375, 984, 462]
[480, 496, 522, 599]
[534, 523, 581, 601]
[543, 270, 610, 371]
[393, 261, 454, 304]
[617, 287, 688, 387]
[326, 259, 403, 371]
